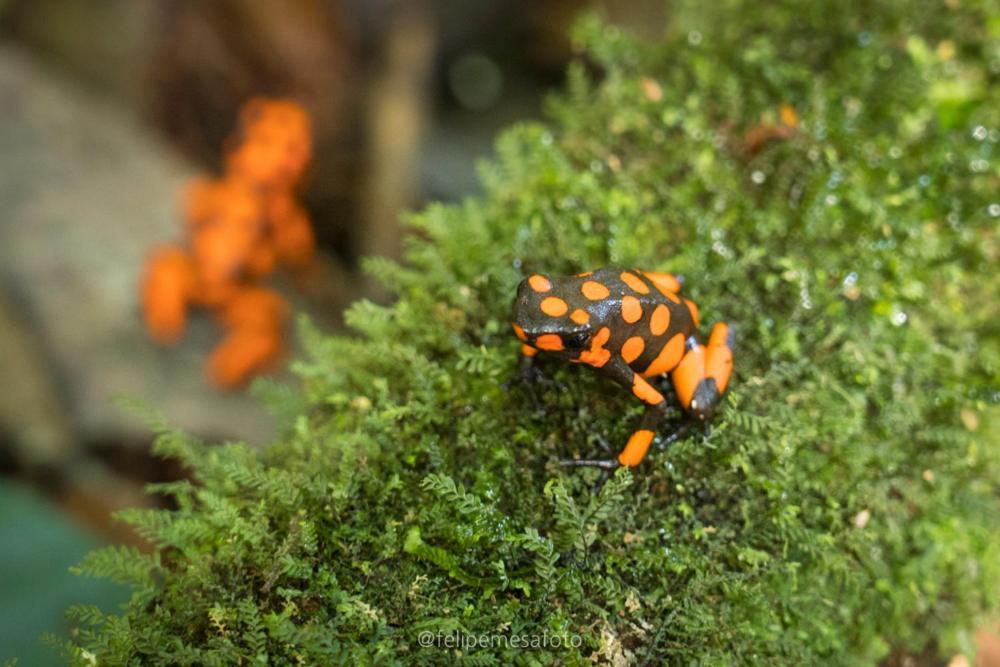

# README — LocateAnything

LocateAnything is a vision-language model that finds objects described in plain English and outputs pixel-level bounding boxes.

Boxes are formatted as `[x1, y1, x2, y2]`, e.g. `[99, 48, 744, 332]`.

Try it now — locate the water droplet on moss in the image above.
[751, 170, 766, 184]
[971, 125, 988, 141]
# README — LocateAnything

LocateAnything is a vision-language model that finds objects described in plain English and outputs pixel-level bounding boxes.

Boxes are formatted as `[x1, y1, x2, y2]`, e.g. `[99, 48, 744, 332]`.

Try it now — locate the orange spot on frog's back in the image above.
[620, 271, 650, 294]
[643, 271, 681, 292]
[649, 304, 671, 336]
[570, 308, 590, 324]
[644, 272, 682, 302]
[621, 296, 643, 324]
[581, 281, 610, 300]
[540, 296, 569, 317]
[528, 274, 552, 292]
[512, 323, 527, 341]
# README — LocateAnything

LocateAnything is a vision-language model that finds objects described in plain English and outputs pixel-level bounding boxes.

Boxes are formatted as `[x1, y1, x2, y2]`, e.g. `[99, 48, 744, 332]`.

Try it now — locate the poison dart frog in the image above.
[511, 267, 734, 469]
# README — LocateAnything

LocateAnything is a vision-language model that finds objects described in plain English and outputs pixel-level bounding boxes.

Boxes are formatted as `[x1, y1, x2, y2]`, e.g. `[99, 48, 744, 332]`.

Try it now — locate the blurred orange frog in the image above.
[141, 98, 315, 388]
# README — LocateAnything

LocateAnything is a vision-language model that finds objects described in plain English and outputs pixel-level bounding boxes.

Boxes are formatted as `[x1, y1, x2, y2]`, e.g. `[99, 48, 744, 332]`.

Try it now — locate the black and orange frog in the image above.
[512, 268, 733, 469]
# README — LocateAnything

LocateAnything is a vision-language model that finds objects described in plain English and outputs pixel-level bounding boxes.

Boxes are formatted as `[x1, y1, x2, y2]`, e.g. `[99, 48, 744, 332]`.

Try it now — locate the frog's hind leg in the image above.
[642, 271, 684, 295]
[561, 358, 670, 469]
[670, 322, 734, 422]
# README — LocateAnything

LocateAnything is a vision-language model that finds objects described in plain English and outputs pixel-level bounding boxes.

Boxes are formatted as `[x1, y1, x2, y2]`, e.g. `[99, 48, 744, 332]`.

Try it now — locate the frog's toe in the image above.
[560, 458, 621, 469]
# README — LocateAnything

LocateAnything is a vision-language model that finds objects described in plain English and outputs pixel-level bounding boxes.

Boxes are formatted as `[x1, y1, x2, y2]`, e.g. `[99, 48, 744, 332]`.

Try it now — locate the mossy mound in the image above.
[66, 1, 998, 664]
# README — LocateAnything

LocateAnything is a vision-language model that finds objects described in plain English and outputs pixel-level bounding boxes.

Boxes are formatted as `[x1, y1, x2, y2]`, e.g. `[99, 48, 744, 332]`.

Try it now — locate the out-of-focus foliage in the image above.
[64, 0, 998, 664]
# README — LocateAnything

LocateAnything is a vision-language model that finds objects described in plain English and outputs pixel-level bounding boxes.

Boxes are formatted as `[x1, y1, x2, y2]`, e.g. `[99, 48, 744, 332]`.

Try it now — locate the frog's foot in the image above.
[656, 421, 696, 451]
[504, 352, 553, 390]
[519, 363, 552, 386]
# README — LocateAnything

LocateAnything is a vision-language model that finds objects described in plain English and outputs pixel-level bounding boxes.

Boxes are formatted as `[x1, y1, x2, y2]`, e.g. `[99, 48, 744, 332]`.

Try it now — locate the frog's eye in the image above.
[563, 332, 590, 350]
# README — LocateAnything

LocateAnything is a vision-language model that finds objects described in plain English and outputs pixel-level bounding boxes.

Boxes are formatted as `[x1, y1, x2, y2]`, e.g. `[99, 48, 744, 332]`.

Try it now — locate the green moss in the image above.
[65, 1, 998, 664]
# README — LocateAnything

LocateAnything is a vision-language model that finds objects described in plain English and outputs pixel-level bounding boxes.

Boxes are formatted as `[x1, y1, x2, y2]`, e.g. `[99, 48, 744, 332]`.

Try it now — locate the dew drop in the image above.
[712, 241, 733, 259]
[972, 125, 988, 141]
[891, 310, 908, 326]
[800, 285, 813, 309]
[687, 30, 703, 46]
[988, 203, 1000, 217]
[751, 170, 766, 184]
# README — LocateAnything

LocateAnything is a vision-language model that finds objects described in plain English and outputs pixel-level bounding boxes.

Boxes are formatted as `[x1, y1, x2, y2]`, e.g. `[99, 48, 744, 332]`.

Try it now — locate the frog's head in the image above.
[511, 273, 595, 360]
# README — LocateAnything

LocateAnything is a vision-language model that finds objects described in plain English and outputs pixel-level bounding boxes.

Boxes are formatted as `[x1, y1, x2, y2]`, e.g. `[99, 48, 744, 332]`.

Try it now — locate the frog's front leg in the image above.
[517, 343, 539, 375]
[504, 344, 557, 416]
[561, 357, 669, 469]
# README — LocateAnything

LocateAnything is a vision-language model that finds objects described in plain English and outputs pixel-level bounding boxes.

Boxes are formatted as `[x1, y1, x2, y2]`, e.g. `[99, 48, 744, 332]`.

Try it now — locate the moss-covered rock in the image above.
[66, 1, 998, 664]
